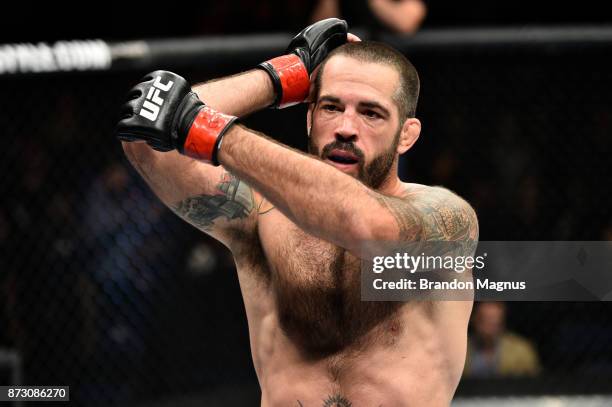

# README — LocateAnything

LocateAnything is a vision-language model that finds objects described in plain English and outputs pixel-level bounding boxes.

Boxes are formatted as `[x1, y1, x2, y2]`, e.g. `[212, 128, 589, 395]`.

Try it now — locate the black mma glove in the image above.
[116, 70, 237, 165]
[258, 18, 348, 108]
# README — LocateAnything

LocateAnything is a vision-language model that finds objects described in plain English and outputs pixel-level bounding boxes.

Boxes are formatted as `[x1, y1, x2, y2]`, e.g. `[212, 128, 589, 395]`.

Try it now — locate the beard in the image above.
[308, 129, 400, 189]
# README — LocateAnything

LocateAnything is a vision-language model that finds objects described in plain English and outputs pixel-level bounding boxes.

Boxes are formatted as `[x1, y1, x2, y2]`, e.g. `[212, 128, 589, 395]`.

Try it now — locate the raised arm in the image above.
[217, 125, 478, 257]
[120, 69, 274, 248]
[116, 19, 349, 248]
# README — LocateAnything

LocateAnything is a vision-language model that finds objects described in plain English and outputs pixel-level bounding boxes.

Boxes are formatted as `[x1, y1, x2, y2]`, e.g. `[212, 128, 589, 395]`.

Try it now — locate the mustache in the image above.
[320, 141, 365, 161]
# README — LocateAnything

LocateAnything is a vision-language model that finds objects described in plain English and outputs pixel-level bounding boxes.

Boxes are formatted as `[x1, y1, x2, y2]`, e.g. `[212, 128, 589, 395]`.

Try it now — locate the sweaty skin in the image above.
[122, 55, 478, 406]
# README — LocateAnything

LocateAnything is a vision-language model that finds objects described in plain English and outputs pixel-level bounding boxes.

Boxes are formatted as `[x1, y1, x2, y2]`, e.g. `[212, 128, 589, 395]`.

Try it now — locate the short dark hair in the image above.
[313, 41, 420, 119]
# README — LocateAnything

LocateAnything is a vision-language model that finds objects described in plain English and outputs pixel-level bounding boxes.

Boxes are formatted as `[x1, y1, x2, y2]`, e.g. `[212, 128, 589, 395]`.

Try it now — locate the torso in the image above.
[231, 183, 473, 407]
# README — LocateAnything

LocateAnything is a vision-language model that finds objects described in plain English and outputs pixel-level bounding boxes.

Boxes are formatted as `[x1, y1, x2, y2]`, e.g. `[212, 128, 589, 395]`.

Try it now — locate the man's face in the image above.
[308, 55, 404, 189]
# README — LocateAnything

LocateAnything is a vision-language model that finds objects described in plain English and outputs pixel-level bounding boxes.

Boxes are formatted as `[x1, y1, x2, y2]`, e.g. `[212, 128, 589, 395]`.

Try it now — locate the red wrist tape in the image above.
[266, 54, 310, 108]
[183, 106, 236, 164]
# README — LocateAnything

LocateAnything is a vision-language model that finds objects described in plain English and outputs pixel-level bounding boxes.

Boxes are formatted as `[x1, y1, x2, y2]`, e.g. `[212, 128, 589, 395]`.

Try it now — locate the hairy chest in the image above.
[257, 212, 399, 354]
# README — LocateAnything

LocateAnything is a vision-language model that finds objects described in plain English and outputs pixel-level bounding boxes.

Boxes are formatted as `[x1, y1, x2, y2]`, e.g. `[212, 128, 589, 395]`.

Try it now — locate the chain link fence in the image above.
[1, 30, 611, 405]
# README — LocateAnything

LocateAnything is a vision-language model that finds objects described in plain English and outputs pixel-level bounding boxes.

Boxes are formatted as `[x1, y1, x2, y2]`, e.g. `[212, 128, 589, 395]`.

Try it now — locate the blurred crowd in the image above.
[464, 302, 540, 378]
[3, 0, 611, 42]
[193, 0, 427, 37]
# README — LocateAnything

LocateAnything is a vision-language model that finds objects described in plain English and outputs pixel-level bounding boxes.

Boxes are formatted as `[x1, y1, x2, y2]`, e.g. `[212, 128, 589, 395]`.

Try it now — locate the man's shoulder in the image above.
[394, 182, 479, 242]
[399, 183, 472, 209]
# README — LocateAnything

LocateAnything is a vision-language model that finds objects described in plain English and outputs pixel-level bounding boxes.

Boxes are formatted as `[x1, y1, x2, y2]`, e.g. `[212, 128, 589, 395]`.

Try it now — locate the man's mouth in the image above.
[326, 149, 360, 165]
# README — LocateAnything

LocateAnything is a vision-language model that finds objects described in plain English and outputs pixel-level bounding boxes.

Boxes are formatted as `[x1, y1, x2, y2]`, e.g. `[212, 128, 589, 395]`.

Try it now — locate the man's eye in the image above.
[322, 104, 339, 112]
[364, 110, 381, 119]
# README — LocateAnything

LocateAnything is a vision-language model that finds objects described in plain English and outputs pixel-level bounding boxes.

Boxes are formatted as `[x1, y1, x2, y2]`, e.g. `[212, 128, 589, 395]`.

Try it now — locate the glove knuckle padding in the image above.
[116, 70, 193, 150]
[287, 18, 348, 73]
[312, 33, 346, 66]
[115, 69, 231, 164]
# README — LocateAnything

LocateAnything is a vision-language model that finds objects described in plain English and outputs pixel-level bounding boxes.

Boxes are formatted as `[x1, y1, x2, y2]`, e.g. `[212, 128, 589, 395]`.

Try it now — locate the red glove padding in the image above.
[260, 54, 311, 109]
[182, 105, 237, 165]
[258, 18, 348, 109]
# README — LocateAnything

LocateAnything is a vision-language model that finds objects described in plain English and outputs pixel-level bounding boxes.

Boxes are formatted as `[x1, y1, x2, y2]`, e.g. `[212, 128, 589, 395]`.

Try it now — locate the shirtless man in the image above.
[116, 19, 478, 407]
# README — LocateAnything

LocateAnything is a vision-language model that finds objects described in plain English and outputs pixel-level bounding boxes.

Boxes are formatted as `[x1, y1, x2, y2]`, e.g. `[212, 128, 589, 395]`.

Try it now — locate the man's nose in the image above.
[335, 112, 358, 142]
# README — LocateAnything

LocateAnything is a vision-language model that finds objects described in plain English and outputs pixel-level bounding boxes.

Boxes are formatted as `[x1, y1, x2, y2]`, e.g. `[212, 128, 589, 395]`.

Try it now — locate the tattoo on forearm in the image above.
[172, 172, 254, 231]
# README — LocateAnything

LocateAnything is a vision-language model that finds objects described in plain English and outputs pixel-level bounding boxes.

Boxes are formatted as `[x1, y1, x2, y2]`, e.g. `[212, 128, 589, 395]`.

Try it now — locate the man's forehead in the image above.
[319, 55, 399, 104]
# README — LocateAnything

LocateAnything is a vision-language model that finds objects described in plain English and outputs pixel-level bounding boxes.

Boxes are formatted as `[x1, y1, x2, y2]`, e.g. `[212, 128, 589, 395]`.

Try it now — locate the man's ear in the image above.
[397, 118, 421, 155]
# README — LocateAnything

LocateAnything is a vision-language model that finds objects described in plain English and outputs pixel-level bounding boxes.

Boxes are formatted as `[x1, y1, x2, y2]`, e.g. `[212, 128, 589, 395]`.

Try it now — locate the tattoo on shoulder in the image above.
[172, 172, 254, 231]
[373, 187, 478, 247]
[372, 193, 423, 241]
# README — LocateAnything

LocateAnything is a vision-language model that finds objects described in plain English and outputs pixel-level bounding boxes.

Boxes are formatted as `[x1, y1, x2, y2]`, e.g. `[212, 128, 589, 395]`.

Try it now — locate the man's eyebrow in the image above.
[359, 100, 391, 117]
[319, 95, 391, 117]
[318, 95, 341, 104]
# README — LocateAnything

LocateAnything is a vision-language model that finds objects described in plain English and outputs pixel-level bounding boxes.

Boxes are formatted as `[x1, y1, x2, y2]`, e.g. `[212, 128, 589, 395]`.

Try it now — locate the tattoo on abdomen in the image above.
[172, 172, 254, 231]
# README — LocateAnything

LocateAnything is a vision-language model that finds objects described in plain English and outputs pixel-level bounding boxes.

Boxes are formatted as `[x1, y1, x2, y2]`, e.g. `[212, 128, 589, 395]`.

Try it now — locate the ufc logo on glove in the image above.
[139, 76, 174, 121]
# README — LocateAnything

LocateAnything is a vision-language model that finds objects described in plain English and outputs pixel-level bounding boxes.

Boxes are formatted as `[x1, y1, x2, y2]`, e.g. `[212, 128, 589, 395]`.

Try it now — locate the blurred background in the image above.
[1, 0, 611, 405]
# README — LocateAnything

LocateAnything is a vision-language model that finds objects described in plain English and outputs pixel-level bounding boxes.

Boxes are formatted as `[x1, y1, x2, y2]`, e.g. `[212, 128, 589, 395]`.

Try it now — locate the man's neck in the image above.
[376, 171, 405, 197]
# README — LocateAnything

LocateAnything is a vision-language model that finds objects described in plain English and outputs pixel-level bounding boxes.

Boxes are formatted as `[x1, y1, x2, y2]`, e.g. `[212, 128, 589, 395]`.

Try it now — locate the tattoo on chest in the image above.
[323, 394, 352, 407]
[172, 172, 254, 231]
[296, 394, 353, 407]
